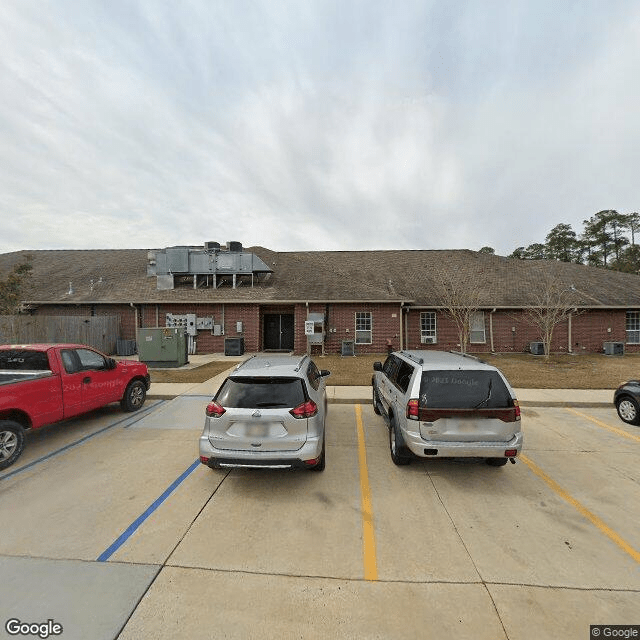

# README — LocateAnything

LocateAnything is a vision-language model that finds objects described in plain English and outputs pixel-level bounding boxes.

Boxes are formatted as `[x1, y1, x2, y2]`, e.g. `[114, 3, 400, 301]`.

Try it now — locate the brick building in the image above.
[2, 242, 640, 355]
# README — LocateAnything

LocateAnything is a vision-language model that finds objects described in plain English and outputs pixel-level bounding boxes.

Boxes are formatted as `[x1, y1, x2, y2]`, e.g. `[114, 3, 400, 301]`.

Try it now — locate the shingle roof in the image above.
[2, 246, 640, 308]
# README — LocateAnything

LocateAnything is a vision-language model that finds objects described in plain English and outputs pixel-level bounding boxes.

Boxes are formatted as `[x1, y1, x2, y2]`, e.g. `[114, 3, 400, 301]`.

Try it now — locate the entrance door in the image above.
[264, 314, 295, 351]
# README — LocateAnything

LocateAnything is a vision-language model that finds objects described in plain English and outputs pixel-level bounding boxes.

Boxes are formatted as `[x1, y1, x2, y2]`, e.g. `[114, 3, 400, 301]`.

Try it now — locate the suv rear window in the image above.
[216, 377, 306, 409]
[419, 370, 511, 409]
[0, 350, 51, 371]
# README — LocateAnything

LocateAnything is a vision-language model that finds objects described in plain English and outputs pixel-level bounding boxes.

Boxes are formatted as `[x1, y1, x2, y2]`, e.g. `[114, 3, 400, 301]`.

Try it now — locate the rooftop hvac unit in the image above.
[530, 342, 545, 356]
[603, 341, 624, 356]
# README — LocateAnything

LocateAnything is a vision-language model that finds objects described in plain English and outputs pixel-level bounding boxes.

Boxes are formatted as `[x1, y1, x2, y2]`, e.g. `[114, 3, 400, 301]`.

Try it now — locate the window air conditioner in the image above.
[421, 336, 436, 344]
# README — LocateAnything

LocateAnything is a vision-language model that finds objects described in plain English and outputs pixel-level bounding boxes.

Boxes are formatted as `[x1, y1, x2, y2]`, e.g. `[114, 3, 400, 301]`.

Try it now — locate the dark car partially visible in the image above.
[614, 381, 640, 425]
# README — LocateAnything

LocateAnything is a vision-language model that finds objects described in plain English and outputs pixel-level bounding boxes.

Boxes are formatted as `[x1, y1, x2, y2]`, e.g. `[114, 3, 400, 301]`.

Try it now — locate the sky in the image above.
[1, 1, 639, 256]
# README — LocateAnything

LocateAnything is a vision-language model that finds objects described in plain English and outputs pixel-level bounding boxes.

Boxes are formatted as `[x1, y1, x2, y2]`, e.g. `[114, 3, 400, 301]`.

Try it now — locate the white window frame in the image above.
[626, 311, 640, 344]
[420, 312, 437, 344]
[469, 311, 486, 344]
[355, 312, 372, 344]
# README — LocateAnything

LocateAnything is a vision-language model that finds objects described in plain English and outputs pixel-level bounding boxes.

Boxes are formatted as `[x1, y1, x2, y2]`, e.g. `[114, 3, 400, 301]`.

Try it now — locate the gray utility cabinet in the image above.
[137, 327, 188, 367]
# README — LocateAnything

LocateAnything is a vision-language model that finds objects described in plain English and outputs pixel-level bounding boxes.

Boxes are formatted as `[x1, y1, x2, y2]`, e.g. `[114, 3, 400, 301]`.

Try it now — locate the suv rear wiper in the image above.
[255, 402, 289, 407]
[473, 379, 493, 409]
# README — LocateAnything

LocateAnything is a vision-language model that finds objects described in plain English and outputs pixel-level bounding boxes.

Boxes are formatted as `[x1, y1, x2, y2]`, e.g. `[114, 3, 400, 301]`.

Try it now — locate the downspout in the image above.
[306, 301, 309, 356]
[129, 303, 138, 341]
[489, 308, 496, 353]
[399, 303, 405, 351]
[155, 304, 159, 328]
[568, 311, 573, 354]
[403, 305, 408, 351]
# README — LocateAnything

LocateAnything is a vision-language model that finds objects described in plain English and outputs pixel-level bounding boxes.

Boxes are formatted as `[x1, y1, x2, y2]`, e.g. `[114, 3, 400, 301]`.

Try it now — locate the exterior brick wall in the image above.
[31, 302, 640, 355]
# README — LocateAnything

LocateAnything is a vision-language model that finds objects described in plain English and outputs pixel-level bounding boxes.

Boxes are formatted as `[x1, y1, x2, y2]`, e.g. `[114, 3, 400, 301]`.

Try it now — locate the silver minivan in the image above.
[199, 354, 330, 471]
[372, 350, 522, 467]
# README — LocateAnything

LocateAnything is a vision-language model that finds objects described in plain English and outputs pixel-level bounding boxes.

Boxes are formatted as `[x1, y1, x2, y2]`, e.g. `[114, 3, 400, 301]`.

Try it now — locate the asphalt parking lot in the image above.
[0, 396, 638, 640]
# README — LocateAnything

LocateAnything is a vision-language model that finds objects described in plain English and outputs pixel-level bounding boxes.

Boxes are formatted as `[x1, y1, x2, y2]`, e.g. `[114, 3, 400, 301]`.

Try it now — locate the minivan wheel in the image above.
[486, 458, 508, 467]
[616, 396, 640, 425]
[389, 420, 411, 466]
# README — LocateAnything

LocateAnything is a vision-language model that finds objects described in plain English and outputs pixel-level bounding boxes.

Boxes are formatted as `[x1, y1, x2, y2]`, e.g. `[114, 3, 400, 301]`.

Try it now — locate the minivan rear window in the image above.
[216, 377, 306, 409]
[0, 350, 50, 371]
[419, 370, 511, 409]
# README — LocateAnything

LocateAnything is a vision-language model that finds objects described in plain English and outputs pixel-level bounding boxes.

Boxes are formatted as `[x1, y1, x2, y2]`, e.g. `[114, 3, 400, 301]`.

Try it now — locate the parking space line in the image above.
[355, 404, 378, 581]
[565, 408, 640, 443]
[0, 400, 166, 482]
[97, 459, 200, 562]
[520, 454, 640, 564]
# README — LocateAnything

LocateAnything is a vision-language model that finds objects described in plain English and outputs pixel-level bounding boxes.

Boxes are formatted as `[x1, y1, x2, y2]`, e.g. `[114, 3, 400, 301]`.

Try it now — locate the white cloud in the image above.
[0, 0, 638, 255]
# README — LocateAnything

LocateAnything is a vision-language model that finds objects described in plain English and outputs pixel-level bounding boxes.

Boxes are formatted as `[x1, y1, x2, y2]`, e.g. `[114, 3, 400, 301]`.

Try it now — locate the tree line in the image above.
[480, 210, 640, 273]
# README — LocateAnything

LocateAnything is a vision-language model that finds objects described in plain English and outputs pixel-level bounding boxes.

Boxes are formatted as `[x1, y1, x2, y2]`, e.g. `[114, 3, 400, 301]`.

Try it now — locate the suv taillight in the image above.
[513, 399, 521, 420]
[290, 400, 318, 419]
[406, 399, 419, 420]
[206, 401, 226, 417]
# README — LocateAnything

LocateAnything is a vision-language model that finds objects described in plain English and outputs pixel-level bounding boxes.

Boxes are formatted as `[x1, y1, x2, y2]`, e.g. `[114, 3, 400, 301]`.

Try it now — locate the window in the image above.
[307, 361, 321, 391]
[216, 377, 305, 408]
[76, 349, 107, 371]
[626, 311, 640, 344]
[394, 361, 414, 393]
[469, 311, 486, 344]
[420, 312, 437, 344]
[355, 312, 372, 344]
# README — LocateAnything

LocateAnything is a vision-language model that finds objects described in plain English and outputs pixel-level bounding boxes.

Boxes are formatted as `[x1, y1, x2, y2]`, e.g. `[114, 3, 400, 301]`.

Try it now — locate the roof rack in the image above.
[400, 351, 424, 365]
[448, 350, 482, 362]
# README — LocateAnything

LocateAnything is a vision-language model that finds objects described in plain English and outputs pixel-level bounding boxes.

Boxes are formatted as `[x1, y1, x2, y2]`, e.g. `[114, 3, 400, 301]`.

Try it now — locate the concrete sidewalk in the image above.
[148, 381, 614, 408]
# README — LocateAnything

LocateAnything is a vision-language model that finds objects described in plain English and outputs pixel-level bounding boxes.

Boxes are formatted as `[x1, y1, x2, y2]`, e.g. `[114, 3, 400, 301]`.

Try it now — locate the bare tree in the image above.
[524, 270, 580, 360]
[0, 257, 33, 315]
[431, 264, 484, 354]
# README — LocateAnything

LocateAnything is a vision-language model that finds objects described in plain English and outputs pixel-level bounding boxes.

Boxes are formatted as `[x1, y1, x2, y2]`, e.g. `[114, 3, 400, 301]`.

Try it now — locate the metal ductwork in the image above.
[147, 241, 272, 290]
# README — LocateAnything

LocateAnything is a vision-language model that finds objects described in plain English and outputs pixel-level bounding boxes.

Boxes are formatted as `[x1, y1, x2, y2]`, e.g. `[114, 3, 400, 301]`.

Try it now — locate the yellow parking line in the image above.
[565, 408, 640, 443]
[520, 454, 640, 564]
[355, 404, 378, 581]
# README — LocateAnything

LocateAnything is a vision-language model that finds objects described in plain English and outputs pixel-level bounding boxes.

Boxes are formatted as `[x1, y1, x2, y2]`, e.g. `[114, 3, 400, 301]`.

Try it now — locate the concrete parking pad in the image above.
[0, 556, 159, 640]
[168, 442, 365, 579]
[488, 584, 640, 640]
[119, 566, 507, 640]
[126, 395, 209, 430]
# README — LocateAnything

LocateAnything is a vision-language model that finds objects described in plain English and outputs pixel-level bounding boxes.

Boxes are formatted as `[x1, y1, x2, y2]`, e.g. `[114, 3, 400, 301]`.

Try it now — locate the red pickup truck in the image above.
[0, 343, 151, 470]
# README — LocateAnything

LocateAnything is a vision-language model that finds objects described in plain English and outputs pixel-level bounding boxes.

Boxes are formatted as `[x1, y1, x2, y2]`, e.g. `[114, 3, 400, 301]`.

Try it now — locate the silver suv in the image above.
[199, 354, 330, 471]
[372, 351, 522, 467]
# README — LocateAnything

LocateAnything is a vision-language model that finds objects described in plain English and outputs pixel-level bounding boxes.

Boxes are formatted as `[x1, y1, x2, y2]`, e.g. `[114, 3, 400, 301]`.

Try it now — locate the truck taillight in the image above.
[290, 400, 318, 419]
[205, 401, 226, 417]
[406, 399, 419, 420]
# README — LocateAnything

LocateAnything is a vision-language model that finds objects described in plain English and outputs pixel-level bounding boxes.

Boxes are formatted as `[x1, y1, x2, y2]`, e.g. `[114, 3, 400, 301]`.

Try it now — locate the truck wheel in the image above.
[121, 380, 147, 412]
[389, 419, 411, 466]
[0, 421, 25, 470]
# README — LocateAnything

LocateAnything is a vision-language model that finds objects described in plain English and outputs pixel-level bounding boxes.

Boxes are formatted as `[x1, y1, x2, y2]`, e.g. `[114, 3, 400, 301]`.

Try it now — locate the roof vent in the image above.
[228, 241, 243, 253]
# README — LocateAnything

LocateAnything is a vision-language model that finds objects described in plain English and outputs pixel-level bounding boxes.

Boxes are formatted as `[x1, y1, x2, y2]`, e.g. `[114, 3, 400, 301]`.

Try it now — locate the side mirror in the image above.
[107, 358, 118, 370]
[373, 362, 382, 372]
[320, 370, 331, 377]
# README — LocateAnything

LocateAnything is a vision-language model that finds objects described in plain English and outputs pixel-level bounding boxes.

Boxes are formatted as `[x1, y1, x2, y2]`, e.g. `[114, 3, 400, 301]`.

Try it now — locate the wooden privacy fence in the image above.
[0, 316, 121, 354]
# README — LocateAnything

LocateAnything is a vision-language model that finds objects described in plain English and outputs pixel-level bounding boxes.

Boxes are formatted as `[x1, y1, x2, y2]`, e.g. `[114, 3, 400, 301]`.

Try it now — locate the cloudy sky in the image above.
[1, 1, 638, 255]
